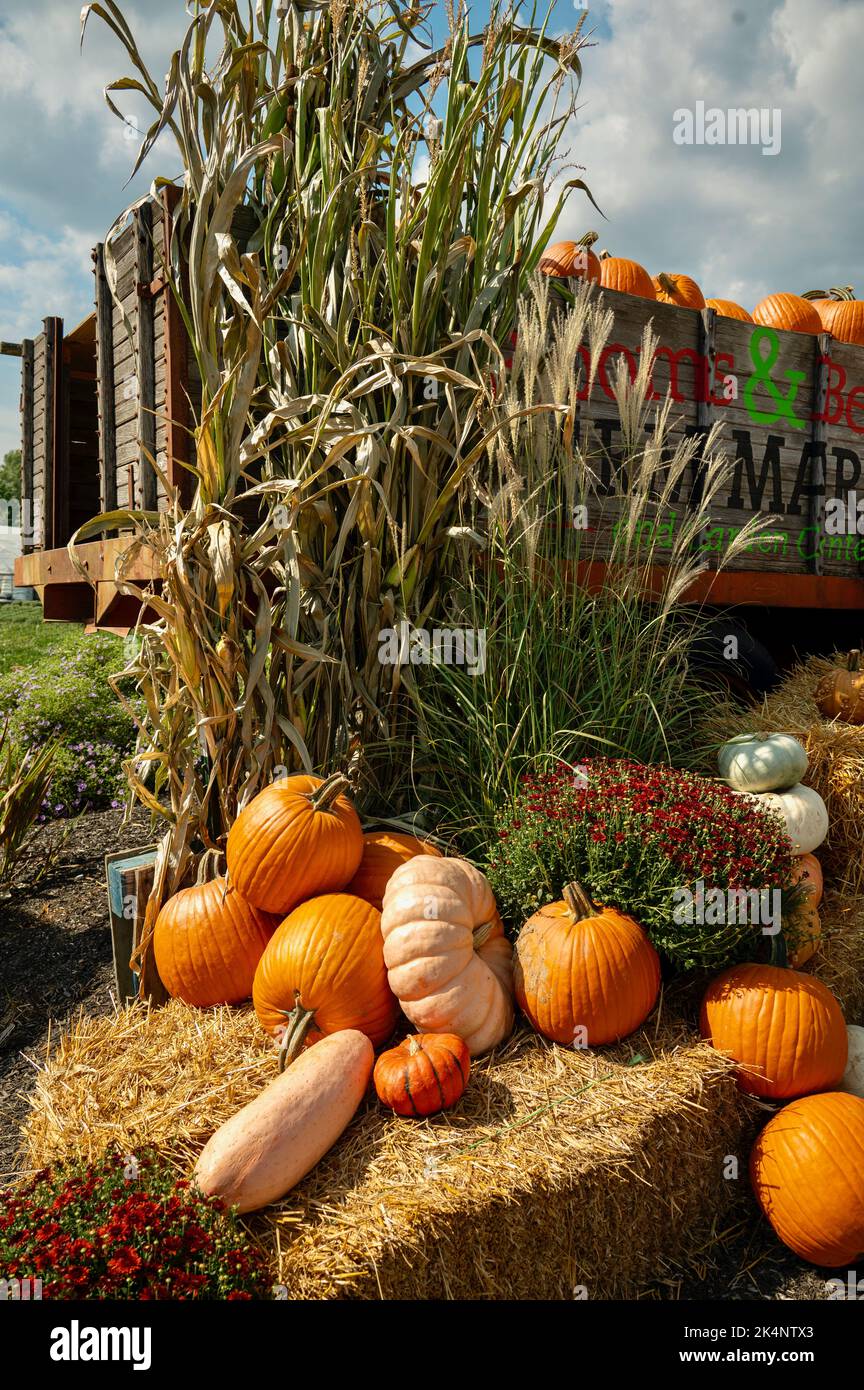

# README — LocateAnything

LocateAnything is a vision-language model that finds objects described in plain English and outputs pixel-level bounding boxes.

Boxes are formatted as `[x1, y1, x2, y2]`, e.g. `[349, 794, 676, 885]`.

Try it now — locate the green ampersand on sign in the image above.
[743, 326, 807, 430]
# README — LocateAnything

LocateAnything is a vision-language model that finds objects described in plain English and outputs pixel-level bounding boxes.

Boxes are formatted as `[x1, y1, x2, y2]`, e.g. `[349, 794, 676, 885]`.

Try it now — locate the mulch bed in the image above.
[0, 806, 845, 1301]
[0, 805, 152, 1179]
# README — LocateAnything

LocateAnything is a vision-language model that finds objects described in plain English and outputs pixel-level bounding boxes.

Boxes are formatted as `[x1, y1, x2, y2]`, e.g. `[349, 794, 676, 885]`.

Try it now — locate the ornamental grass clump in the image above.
[0, 1147, 271, 1300]
[486, 759, 804, 971]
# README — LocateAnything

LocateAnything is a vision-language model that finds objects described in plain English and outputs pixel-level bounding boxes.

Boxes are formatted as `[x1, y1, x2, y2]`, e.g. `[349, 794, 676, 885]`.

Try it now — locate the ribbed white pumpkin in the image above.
[380, 856, 514, 1055]
[745, 783, 828, 854]
[839, 1025, 864, 1099]
[717, 733, 807, 793]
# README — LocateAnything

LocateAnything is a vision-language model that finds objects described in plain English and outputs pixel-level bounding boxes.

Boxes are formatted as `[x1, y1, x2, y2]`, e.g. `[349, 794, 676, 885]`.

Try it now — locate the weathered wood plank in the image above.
[135, 202, 158, 510]
[20, 340, 34, 551]
[94, 243, 117, 518]
[161, 185, 193, 507]
[41, 319, 59, 550]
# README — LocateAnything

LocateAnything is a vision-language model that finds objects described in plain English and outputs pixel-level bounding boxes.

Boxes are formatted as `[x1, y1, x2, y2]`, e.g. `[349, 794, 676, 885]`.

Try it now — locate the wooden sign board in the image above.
[576, 287, 864, 582]
[104, 845, 160, 1004]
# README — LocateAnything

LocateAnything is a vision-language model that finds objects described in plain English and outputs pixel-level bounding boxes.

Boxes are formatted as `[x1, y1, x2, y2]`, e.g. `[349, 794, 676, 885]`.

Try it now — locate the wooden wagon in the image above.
[9, 206, 864, 630]
[9, 188, 195, 630]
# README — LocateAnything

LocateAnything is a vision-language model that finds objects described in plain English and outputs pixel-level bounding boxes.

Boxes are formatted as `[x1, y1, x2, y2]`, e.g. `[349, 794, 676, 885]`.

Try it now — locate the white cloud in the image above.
[553, 0, 864, 307]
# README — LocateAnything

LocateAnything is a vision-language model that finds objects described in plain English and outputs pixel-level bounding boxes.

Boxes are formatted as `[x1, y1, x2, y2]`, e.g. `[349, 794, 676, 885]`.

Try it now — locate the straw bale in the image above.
[19, 1000, 750, 1299]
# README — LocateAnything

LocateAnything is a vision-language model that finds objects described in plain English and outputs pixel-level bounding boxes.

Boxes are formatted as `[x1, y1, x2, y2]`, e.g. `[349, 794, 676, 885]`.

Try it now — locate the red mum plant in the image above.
[0, 1148, 272, 1300]
[486, 758, 805, 970]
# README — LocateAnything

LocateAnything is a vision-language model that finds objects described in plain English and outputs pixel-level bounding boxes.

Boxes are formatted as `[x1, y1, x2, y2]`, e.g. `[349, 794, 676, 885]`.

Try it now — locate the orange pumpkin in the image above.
[802, 287, 855, 334]
[807, 298, 842, 332]
[751, 1091, 864, 1267]
[825, 300, 864, 347]
[751, 293, 822, 335]
[598, 255, 656, 300]
[705, 298, 753, 323]
[252, 892, 398, 1064]
[700, 964, 847, 1098]
[787, 902, 822, 968]
[814, 649, 864, 723]
[791, 852, 823, 908]
[652, 272, 705, 309]
[374, 1033, 470, 1117]
[154, 873, 278, 1007]
[514, 883, 661, 1046]
[539, 232, 601, 283]
[346, 831, 443, 912]
[226, 772, 363, 916]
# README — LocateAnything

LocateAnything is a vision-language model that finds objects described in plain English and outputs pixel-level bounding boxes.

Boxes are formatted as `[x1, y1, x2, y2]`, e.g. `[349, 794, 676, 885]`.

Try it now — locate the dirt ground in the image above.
[0, 808, 842, 1302]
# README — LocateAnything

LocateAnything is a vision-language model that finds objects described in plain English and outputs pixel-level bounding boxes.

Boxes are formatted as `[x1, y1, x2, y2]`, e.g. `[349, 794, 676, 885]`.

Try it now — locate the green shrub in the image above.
[0, 634, 135, 819]
[485, 758, 805, 972]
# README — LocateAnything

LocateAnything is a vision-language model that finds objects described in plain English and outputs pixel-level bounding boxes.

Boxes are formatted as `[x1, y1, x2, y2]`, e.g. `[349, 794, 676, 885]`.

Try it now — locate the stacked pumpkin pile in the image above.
[148, 748, 864, 1271]
[150, 770, 669, 1217]
[538, 231, 864, 344]
[709, 732, 864, 1268]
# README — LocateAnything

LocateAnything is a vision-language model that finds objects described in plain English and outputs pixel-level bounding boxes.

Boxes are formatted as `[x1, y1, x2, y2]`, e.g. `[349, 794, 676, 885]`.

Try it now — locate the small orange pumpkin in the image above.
[598, 255, 656, 300]
[514, 882, 660, 1046]
[154, 867, 278, 1007]
[226, 772, 363, 916]
[705, 298, 753, 323]
[787, 901, 822, 968]
[347, 831, 443, 912]
[652, 272, 705, 309]
[751, 293, 822, 335]
[791, 852, 823, 908]
[815, 649, 864, 723]
[751, 1091, 864, 1267]
[539, 232, 601, 283]
[253, 892, 399, 1065]
[700, 964, 847, 1098]
[374, 1033, 470, 1117]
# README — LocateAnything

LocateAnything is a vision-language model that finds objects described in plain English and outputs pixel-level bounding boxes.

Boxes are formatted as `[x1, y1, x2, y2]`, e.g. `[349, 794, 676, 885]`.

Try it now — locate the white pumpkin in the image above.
[380, 856, 514, 1055]
[717, 732, 807, 793]
[746, 783, 828, 854]
[839, 1025, 864, 1099]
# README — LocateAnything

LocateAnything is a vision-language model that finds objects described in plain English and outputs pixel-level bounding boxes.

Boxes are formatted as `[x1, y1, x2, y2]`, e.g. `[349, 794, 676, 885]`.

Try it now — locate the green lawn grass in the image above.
[0, 603, 121, 676]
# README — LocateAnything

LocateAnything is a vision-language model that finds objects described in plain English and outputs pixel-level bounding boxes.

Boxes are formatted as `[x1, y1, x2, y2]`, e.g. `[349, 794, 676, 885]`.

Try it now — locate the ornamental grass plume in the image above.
[400, 278, 781, 850]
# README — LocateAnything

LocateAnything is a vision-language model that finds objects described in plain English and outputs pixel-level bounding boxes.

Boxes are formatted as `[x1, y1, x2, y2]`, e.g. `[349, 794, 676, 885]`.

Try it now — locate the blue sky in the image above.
[1, 0, 863, 462]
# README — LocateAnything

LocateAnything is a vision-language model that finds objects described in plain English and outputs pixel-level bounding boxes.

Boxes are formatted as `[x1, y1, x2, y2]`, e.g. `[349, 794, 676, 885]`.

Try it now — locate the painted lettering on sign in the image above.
[579, 331, 864, 435]
[587, 417, 860, 517]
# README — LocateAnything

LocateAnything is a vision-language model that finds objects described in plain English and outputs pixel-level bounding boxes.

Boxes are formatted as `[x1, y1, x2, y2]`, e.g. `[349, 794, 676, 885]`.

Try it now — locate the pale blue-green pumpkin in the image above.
[717, 733, 808, 793]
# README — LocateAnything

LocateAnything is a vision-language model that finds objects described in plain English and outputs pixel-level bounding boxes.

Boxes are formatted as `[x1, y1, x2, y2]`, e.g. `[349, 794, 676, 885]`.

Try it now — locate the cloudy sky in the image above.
[1, 0, 862, 462]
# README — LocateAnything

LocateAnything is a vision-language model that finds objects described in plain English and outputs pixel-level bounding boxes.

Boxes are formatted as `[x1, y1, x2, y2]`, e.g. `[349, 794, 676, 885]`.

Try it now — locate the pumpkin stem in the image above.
[473, 919, 497, 949]
[563, 881, 595, 918]
[848, 649, 861, 673]
[277, 999, 316, 1071]
[407, 1035, 423, 1056]
[656, 272, 677, 295]
[308, 772, 352, 812]
[770, 931, 790, 969]
[195, 847, 225, 886]
[576, 230, 598, 248]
